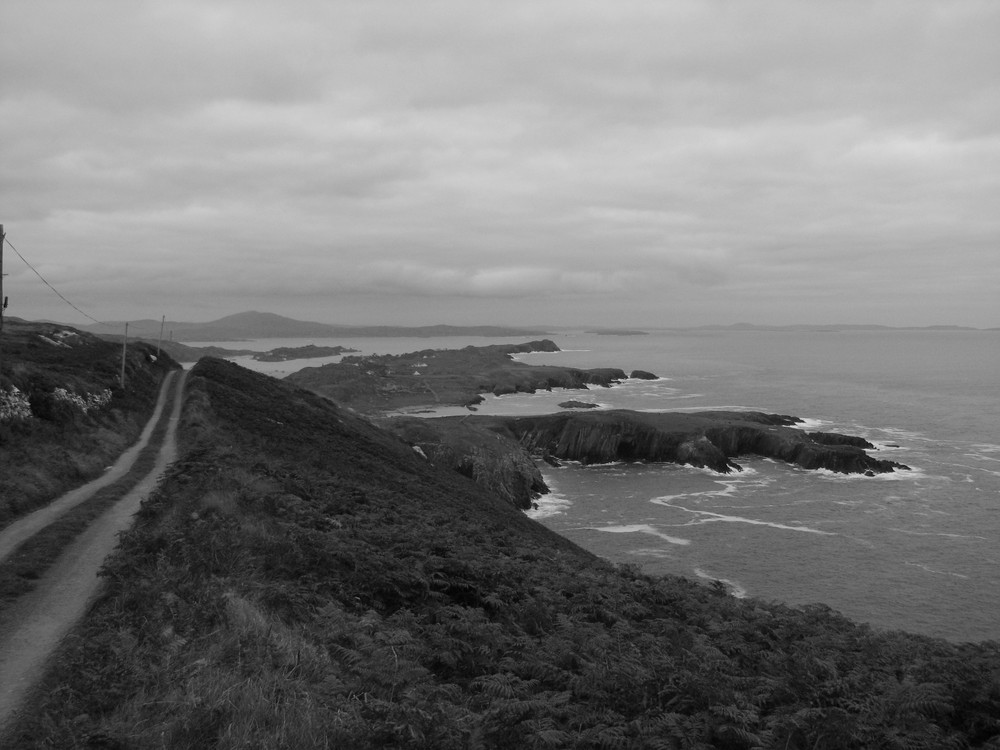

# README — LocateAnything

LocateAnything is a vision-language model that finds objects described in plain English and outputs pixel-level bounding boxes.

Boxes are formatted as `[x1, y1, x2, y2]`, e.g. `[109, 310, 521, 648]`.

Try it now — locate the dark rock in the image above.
[559, 400, 600, 409]
[808, 432, 875, 449]
[463, 410, 908, 476]
[383, 417, 548, 509]
[629, 370, 658, 380]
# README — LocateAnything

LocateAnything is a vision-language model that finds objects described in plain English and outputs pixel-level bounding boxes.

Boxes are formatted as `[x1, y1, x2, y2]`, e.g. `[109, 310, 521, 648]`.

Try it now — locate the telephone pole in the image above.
[119, 321, 128, 389]
[1, 224, 6, 381]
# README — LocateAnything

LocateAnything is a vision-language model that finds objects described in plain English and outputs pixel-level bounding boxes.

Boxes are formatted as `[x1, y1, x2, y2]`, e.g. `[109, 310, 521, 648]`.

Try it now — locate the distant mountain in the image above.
[81, 311, 548, 342]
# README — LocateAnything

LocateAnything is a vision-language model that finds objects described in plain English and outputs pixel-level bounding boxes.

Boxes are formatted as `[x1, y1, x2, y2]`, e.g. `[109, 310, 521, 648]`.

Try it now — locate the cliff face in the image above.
[489, 410, 908, 476]
[383, 416, 547, 509]
[429, 410, 908, 482]
[382, 409, 907, 514]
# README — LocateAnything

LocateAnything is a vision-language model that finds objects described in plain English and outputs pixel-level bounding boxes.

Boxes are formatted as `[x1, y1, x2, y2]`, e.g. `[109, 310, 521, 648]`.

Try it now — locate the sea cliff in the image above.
[384, 410, 907, 509]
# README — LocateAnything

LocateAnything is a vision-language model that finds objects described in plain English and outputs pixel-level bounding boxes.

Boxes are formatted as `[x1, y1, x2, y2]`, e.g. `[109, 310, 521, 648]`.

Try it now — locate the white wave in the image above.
[904, 561, 970, 580]
[693, 568, 749, 598]
[629, 547, 681, 559]
[801, 465, 932, 483]
[525, 492, 573, 520]
[874, 466, 932, 482]
[790, 417, 832, 431]
[651, 474, 769, 505]
[654, 498, 835, 535]
[586, 524, 692, 546]
[970, 443, 1000, 453]
[890, 528, 989, 541]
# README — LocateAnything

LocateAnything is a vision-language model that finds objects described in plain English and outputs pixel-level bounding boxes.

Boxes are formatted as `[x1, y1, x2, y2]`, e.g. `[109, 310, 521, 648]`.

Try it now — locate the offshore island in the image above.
[1, 319, 997, 749]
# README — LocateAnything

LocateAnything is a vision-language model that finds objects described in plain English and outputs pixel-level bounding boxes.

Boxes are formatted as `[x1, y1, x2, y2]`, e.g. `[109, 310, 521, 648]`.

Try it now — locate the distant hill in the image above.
[81, 311, 548, 342]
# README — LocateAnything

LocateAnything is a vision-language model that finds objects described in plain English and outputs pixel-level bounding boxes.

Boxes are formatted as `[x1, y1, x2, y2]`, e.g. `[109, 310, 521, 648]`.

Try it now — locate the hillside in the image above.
[6, 357, 1000, 748]
[0, 318, 178, 527]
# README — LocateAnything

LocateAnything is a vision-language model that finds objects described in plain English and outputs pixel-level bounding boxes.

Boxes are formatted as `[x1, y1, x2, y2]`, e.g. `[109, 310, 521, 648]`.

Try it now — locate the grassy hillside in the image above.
[0, 319, 178, 527]
[7, 358, 1000, 749]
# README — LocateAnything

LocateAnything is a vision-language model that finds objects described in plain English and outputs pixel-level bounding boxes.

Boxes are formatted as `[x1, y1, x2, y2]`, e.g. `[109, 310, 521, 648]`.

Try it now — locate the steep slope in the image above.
[5, 358, 998, 749]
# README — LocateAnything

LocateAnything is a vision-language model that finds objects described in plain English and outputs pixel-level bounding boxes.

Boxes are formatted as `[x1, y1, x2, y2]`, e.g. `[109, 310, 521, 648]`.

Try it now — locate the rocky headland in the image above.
[383, 410, 908, 509]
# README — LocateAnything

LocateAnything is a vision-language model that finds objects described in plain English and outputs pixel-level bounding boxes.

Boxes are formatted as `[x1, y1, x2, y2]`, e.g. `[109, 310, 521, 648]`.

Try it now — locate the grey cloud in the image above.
[1, 0, 998, 327]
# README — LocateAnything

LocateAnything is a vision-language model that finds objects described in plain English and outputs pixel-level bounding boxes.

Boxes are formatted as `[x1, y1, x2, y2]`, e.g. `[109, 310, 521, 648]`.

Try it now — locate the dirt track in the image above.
[0, 369, 187, 732]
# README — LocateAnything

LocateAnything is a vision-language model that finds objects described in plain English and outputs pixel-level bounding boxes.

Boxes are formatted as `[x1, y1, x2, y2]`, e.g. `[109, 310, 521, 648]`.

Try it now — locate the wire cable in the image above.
[3, 234, 108, 326]
[2, 234, 163, 337]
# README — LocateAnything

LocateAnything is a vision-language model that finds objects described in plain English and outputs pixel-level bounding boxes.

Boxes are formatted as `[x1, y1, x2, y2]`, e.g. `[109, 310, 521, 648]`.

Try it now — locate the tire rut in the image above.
[0, 369, 188, 732]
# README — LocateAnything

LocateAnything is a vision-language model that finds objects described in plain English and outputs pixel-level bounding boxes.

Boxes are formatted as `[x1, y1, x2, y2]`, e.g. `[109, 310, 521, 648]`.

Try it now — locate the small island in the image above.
[559, 400, 601, 409]
[252, 344, 358, 362]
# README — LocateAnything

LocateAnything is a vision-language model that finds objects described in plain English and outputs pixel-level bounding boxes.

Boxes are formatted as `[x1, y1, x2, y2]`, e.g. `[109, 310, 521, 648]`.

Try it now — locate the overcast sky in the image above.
[2, 1, 998, 328]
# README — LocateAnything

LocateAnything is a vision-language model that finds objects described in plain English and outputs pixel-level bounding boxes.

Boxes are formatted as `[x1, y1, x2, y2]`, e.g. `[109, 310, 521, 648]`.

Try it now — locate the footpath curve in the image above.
[0, 369, 188, 732]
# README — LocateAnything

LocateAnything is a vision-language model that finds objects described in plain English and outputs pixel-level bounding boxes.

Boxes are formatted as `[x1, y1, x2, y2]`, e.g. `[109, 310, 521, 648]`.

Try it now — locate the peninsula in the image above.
[283, 339, 911, 509]
[285, 339, 628, 412]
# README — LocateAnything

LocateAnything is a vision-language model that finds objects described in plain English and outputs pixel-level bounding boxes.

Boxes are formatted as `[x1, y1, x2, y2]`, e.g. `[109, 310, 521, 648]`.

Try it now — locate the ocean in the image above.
[203, 329, 1000, 643]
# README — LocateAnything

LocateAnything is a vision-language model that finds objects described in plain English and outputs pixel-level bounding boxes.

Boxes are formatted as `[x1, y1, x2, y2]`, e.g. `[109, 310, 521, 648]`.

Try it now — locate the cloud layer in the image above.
[2, 0, 998, 326]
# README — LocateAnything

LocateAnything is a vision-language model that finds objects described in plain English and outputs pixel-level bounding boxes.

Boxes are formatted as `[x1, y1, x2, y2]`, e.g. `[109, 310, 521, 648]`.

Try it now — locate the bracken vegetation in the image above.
[6, 357, 1000, 749]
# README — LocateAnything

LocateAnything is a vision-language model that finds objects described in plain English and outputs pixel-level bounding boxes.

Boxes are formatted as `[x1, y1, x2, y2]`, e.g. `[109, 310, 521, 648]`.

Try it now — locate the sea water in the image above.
[205, 329, 1000, 642]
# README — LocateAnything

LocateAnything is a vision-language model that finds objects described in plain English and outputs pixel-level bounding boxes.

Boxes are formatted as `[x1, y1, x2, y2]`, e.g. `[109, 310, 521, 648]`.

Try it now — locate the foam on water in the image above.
[653, 497, 836, 536]
[905, 562, 971, 580]
[890, 528, 989, 541]
[790, 417, 832, 431]
[586, 524, 691, 546]
[525, 492, 574, 520]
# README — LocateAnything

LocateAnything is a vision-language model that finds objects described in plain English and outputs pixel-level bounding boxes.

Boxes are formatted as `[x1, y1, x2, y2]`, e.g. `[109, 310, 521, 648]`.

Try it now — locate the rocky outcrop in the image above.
[807, 432, 875, 449]
[629, 370, 658, 380]
[559, 400, 600, 409]
[381, 409, 907, 509]
[468, 410, 909, 476]
[383, 417, 546, 509]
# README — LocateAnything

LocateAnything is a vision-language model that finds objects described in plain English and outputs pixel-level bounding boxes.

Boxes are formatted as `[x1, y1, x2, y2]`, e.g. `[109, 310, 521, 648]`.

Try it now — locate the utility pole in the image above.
[0, 224, 6, 382]
[119, 321, 128, 389]
[157, 315, 165, 359]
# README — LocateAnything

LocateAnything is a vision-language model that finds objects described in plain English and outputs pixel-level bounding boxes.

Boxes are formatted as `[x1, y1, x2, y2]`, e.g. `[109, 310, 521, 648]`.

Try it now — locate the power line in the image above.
[2, 234, 106, 326]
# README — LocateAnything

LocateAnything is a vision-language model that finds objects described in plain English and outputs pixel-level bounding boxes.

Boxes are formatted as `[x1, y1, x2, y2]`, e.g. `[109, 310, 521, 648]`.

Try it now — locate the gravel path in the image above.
[0, 369, 187, 732]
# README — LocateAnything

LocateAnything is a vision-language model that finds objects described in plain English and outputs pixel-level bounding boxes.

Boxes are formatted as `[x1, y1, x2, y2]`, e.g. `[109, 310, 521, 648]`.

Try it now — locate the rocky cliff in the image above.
[384, 416, 548, 509]
[389, 409, 909, 508]
[489, 410, 908, 475]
